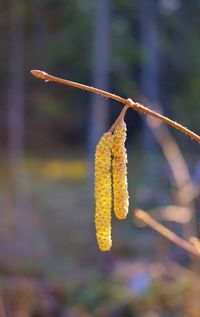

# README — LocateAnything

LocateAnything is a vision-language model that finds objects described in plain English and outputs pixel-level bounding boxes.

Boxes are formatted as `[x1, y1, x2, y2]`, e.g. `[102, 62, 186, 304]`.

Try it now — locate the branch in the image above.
[134, 209, 200, 258]
[31, 70, 200, 144]
[190, 236, 200, 255]
[31, 70, 125, 104]
[126, 98, 200, 144]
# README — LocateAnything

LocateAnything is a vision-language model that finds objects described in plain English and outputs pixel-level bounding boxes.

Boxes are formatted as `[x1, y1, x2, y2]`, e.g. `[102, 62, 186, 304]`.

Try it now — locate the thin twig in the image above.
[31, 70, 125, 104]
[31, 70, 200, 143]
[126, 98, 200, 143]
[134, 209, 200, 258]
[109, 105, 128, 133]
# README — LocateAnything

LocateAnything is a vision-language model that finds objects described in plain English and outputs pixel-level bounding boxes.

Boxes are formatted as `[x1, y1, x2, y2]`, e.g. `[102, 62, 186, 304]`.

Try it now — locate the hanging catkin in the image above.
[112, 120, 129, 219]
[95, 132, 113, 251]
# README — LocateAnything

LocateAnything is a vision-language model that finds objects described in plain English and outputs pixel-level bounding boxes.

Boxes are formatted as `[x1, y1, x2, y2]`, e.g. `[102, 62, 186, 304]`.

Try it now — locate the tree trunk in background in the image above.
[139, 0, 160, 156]
[32, 4, 48, 69]
[7, 0, 33, 257]
[7, 0, 24, 161]
[88, 0, 111, 178]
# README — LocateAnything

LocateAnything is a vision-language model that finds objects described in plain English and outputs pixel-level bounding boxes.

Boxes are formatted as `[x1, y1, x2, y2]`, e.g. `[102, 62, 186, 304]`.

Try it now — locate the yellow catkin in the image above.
[95, 132, 113, 251]
[112, 120, 129, 219]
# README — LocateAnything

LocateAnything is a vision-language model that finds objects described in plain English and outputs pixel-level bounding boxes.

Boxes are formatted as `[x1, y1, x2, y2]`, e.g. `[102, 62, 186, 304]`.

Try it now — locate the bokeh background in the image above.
[0, 0, 200, 316]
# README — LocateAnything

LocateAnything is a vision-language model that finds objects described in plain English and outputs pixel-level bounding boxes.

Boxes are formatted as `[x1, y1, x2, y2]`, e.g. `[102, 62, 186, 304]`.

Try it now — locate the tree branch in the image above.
[31, 70, 200, 143]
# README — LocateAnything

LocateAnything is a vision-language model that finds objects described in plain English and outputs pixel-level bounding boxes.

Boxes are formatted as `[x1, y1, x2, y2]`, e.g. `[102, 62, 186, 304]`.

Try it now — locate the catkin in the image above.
[95, 132, 113, 251]
[112, 120, 129, 219]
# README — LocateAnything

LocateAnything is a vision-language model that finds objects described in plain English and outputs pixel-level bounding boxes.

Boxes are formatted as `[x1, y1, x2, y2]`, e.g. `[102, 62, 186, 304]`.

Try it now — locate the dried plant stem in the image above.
[31, 70, 200, 143]
[135, 209, 200, 258]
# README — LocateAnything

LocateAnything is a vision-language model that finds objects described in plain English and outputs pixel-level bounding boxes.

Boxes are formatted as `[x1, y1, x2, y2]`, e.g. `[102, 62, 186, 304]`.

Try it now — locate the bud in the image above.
[95, 132, 113, 251]
[112, 120, 129, 219]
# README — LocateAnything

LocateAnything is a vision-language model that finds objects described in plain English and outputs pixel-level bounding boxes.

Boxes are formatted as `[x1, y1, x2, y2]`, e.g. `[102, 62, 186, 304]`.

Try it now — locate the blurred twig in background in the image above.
[134, 209, 200, 258]
[146, 109, 199, 238]
[190, 236, 200, 255]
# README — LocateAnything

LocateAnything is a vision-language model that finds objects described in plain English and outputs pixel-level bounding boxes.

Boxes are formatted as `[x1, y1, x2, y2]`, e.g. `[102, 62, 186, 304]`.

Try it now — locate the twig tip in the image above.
[31, 69, 47, 80]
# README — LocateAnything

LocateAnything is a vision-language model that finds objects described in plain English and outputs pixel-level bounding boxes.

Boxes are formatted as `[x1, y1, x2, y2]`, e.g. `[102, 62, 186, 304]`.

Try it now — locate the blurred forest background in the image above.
[0, 0, 200, 316]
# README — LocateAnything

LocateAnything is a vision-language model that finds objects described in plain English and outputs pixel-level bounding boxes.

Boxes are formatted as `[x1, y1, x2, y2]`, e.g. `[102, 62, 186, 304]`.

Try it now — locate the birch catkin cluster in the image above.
[112, 120, 129, 220]
[95, 119, 128, 252]
[95, 132, 113, 251]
